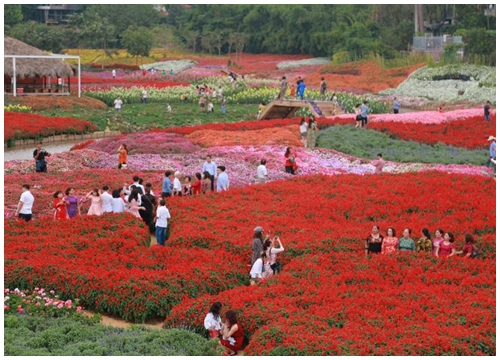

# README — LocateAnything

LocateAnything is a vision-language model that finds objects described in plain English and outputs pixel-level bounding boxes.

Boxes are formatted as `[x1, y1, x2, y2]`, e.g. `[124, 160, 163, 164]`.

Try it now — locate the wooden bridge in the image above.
[258, 99, 342, 120]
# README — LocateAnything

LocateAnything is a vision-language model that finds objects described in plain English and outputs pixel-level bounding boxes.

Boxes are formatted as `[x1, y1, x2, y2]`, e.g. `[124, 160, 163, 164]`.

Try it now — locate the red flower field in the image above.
[4, 171, 496, 355]
[4, 112, 98, 142]
[367, 116, 496, 150]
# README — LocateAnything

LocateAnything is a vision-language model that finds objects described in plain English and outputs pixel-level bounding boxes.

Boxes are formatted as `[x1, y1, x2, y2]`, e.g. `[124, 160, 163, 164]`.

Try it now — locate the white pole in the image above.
[78, 57, 81, 98]
[13, 57, 16, 97]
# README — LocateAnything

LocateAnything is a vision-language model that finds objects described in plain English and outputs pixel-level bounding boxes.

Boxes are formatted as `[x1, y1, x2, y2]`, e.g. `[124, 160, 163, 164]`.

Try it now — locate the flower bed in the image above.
[161, 173, 495, 355]
[367, 115, 496, 150]
[4, 213, 248, 322]
[380, 65, 496, 103]
[140, 60, 196, 73]
[5, 174, 496, 330]
[330, 108, 492, 124]
[165, 252, 495, 356]
[4, 146, 492, 220]
[314, 60, 426, 93]
[4, 112, 98, 143]
[277, 57, 331, 69]
[4, 287, 82, 317]
[84, 132, 201, 155]
[185, 126, 303, 147]
[4, 95, 107, 111]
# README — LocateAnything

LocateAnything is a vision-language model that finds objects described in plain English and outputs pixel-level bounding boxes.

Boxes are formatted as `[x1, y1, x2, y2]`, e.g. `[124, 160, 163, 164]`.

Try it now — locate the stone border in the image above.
[6, 130, 122, 148]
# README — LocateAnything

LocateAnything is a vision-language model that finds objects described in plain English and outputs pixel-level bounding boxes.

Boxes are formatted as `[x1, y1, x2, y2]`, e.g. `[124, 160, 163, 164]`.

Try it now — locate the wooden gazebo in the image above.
[4, 36, 81, 97]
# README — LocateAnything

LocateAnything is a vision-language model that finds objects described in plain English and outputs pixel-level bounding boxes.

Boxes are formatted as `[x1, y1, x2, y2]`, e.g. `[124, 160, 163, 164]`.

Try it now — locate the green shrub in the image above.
[4, 314, 220, 356]
[316, 125, 488, 165]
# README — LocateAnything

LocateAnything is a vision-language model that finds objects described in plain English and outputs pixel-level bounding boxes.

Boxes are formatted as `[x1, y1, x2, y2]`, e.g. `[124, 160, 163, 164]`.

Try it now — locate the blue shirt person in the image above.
[360, 101, 371, 127]
[162, 171, 172, 198]
[393, 98, 401, 114]
[216, 166, 229, 192]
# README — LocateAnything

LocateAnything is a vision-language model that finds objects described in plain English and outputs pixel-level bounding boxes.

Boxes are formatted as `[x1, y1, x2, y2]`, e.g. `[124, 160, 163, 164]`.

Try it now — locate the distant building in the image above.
[37, 4, 79, 25]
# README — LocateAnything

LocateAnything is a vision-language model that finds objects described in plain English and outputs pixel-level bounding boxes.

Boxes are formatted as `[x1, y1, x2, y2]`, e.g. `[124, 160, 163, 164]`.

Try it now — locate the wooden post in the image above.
[13, 57, 16, 97]
[78, 57, 81, 98]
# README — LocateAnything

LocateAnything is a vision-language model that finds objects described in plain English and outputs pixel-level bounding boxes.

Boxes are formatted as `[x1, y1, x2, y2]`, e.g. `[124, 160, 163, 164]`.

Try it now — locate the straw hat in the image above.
[487, 136, 496, 141]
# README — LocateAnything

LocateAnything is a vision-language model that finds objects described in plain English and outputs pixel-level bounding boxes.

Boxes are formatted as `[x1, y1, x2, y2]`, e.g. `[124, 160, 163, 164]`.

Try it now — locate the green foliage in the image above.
[4, 315, 220, 356]
[316, 125, 488, 165]
[462, 28, 496, 66]
[69, 12, 116, 51]
[121, 26, 154, 62]
[4, 5, 23, 28]
[83, 5, 160, 38]
[37, 103, 258, 132]
[8, 4, 495, 60]
[442, 43, 463, 64]
[6, 21, 77, 53]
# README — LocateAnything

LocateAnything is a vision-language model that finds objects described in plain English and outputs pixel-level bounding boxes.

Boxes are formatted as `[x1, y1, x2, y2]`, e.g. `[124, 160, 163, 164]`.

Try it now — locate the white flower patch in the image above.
[380, 64, 496, 103]
[277, 57, 331, 69]
[140, 60, 196, 73]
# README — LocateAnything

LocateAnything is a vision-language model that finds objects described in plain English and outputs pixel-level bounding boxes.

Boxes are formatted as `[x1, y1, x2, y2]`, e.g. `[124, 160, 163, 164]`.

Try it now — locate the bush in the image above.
[316, 125, 488, 165]
[4, 314, 220, 356]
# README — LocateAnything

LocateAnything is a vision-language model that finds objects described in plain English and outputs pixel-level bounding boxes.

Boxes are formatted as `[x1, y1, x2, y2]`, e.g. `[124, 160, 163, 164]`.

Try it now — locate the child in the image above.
[180, 94, 185, 104]
[207, 102, 214, 113]
[167, 103, 172, 113]
[289, 85, 296, 98]
[183, 176, 192, 196]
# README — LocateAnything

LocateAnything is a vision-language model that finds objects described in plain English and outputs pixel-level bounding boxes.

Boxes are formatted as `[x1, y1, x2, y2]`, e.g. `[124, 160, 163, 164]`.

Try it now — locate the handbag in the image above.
[470, 246, 481, 259]
[270, 261, 281, 274]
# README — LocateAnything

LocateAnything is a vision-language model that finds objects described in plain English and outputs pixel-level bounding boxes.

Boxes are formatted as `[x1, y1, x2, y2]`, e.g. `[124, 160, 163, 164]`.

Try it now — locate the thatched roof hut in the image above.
[4, 36, 74, 79]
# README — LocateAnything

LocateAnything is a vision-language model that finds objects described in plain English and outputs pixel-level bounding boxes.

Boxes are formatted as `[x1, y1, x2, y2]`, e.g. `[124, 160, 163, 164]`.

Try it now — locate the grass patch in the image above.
[4, 314, 219, 356]
[316, 125, 488, 166]
[37, 103, 259, 132]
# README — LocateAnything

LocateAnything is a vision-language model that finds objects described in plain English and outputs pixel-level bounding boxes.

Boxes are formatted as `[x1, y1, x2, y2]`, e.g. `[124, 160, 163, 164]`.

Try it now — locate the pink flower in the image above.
[4, 305, 8, 310]
[4, 289, 9, 294]
[50, 290, 55, 295]
[36, 302, 41, 307]
[65, 300, 72, 309]
[57, 303, 64, 309]
[34, 287, 39, 291]
[76, 306, 82, 313]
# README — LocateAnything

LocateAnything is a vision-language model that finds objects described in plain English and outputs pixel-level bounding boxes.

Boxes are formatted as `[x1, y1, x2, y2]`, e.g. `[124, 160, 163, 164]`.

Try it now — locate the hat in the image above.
[254, 226, 263, 233]
[488, 136, 496, 141]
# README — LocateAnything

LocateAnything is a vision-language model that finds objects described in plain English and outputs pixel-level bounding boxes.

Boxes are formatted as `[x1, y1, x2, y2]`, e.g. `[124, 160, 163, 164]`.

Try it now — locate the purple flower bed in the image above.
[85, 133, 201, 155]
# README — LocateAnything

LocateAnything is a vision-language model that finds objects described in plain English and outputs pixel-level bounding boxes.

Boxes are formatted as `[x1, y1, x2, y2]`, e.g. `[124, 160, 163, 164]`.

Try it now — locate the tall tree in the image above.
[69, 12, 116, 67]
[213, 30, 225, 56]
[121, 26, 154, 65]
[234, 33, 247, 62]
[184, 31, 199, 53]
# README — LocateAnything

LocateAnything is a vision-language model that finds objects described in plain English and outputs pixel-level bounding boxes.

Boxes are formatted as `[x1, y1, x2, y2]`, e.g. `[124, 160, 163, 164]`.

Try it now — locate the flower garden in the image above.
[3, 52, 497, 355]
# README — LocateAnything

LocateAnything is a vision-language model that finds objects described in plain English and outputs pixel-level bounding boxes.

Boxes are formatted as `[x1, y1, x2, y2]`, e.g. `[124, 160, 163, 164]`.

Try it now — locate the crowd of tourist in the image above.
[365, 225, 480, 259]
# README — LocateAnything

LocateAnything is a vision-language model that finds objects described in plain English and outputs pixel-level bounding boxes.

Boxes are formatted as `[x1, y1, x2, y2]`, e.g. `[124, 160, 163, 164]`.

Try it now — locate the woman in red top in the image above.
[381, 227, 398, 254]
[284, 147, 297, 175]
[437, 232, 456, 258]
[53, 190, 69, 220]
[455, 233, 475, 258]
[191, 172, 202, 195]
[219, 310, 244, 356]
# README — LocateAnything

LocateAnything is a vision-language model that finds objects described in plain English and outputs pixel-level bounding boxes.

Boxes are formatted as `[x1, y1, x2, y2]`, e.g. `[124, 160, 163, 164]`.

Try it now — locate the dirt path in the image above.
[82, 309, 164, 330]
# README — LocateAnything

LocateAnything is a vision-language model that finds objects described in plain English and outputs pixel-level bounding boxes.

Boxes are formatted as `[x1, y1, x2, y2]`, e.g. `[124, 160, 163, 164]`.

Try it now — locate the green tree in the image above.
[69, 12, 116, 67]
[84, 5, 160, 38]
[7, 21, 76, 53]
[121, 26, 154, 65]
[4, 5, 23, 29]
